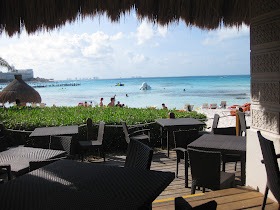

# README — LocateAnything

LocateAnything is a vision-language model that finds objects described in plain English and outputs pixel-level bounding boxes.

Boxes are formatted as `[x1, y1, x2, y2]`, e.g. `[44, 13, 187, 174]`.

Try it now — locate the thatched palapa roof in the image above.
[0, 75, 41, 104]
[0, 0, 250, 37]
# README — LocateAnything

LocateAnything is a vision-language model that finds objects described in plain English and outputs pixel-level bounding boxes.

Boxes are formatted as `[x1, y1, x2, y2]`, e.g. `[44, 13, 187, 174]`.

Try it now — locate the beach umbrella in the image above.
[0, 74, 41, 104]
[0, 0, 250, 37]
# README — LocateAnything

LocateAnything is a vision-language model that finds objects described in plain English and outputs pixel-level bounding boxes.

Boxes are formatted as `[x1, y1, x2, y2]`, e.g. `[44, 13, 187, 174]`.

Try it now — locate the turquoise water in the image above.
[28, 75, 250, 109]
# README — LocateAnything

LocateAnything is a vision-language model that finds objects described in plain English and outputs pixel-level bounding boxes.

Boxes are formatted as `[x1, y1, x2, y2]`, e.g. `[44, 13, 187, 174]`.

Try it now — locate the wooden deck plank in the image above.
[188, 191, 263, 206]
[185, 187, 258, 202]
[88, 149, 278, 210]
[246, 203, 279, 210]
[217, 197, 275, 210]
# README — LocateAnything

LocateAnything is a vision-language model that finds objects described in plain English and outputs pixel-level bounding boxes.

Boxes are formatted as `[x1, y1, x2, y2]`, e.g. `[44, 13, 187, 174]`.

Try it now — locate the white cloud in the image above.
[157, 26, 168, 37]
[1, 31, 117, 79]
[131, 54, 145, 64]
[125, 51, 147, 64]
[81, 32, 112, 57]
[136, 21, 154, 45]
[110, 32, 123, 40]
[202, 24, 249, 45]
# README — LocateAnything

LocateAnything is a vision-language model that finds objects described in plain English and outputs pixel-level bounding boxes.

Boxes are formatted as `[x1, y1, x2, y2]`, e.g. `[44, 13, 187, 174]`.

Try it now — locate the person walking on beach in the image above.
[99, 98, 104, 107]
[107, 97, 115, 107]
[162, 103, 168, 110]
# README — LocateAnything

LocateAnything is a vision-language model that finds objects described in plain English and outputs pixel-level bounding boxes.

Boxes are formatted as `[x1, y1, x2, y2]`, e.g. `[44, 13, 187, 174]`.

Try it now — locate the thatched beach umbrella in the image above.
[0, 74, 41, 104]
[0, 0, 250, 37]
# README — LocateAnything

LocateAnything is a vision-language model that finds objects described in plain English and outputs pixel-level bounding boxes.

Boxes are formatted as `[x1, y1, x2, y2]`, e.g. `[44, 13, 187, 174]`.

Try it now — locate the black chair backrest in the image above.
[50, 135, 75, 156]
[174, 130, 198, 149]
[211, 114, 220, 132]
[213, 127, 236, 135]
[187, 148, 221, 190]
[87, 118, 94, 140]
[238, 112, 247, 136]
[121, 121, 130, 143]
[0, 123, 4, 136]
[125, 139, 153, 170]
[97, 121, 105, 143]
[257, 131, 280, 203]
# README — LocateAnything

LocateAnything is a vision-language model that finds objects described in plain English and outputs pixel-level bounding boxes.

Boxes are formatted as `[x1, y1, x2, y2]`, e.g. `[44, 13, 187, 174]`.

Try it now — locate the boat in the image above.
[115, 83, 124, 86]
[140, 82, 151, 90]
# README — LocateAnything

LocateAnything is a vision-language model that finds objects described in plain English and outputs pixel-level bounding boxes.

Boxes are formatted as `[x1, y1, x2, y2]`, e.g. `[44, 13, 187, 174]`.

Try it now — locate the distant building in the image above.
[0, 66, 34, 81]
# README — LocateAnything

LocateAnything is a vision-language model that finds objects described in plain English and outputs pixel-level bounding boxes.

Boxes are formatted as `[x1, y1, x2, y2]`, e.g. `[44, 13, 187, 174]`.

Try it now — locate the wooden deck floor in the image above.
[89, 149, 279, 210]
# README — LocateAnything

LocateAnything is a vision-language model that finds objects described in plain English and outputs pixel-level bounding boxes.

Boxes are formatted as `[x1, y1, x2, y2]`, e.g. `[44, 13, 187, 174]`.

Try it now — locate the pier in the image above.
[31, 82, 81, 88]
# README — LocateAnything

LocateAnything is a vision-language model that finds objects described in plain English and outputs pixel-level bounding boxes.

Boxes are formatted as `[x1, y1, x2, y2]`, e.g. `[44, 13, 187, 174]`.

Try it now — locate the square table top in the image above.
[0, 146, 66, 175]
[30, 125, 79, 137]
[188, 134, 246, 153]
[155, 118, 205, 128]
[0, 159, 175, 209]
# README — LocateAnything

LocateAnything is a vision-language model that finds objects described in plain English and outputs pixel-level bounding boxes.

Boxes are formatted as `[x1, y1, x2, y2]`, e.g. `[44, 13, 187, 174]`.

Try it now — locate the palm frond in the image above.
[0, 57, 12, 71]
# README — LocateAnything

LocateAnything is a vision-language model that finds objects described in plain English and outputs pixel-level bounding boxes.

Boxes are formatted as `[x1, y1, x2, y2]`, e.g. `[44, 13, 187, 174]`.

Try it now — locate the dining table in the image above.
[29, 125, 79, 148]
[188, 134, 246, 185]
[0, 159, 175, 209]
[155, 118, 205, 157]
[0, 146, 66, 177]
[30, 125, 79, 137]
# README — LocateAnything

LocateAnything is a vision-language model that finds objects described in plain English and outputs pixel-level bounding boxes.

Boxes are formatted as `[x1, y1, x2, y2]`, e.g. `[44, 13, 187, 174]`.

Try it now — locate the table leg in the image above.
[241, 153, 246, 185]
[48, 136, 51, 149]
[160, 127, 164, 149]
[167, 129, 169, 157]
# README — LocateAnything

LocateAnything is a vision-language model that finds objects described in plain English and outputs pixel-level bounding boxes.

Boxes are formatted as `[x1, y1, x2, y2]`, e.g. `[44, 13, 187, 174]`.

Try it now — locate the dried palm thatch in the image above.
[0, 75, 41, 104]
[0, 0, 250, 37]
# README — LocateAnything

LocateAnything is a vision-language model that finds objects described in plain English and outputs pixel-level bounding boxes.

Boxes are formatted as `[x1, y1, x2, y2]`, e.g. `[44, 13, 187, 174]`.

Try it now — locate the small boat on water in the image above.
[115, 83, 124, 86]
[140, 82, 151, 90]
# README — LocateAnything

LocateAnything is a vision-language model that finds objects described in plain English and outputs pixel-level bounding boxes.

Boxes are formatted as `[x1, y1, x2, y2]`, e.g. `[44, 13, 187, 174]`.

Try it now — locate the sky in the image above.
[0, 11, 250, 80]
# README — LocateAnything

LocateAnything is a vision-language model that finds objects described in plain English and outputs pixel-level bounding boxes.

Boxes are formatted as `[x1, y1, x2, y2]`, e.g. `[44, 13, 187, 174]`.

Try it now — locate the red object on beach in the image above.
[230, 105, 240, 109]
[230, 110, 237, 116]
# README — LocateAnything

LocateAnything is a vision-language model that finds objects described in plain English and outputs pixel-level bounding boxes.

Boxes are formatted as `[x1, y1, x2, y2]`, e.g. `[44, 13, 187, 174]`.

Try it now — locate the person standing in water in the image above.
[107, 97, 115, 107]
[99, 98, 104, 107]
[162, 103, 168, 110]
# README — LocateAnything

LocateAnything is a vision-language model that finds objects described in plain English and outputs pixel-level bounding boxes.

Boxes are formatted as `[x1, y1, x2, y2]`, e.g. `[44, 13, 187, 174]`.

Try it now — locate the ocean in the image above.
[12, 75, 251, 109]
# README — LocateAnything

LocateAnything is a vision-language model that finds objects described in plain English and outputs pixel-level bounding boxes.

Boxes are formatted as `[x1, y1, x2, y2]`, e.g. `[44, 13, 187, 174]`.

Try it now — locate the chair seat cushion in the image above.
[220, 171, 235, 189]
[79, 140, 102, 147]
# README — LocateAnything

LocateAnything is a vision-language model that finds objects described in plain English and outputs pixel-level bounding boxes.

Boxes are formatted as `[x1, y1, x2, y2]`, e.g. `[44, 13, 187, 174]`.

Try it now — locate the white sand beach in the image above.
[197, 108, 251, 131]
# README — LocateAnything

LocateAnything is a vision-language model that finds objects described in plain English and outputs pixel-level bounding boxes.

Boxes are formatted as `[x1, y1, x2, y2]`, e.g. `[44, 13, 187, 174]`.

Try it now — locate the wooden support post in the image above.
[236, 111, 240, 136]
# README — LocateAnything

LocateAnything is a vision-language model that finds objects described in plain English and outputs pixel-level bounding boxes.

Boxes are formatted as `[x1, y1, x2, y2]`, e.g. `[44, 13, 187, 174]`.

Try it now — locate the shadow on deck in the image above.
[88, 149, 279, 210]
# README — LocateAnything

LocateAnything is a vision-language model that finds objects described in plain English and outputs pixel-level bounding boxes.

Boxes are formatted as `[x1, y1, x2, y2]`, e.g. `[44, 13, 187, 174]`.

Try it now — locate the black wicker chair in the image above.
[238, 112, 250, 136]
[257, 131, 280, 209]
[175, 197, 217, 210]
[50, 135, 76, 159]
[125, 139, 153, 170]
[29, 157, 66, 172]
[187, 148, 235, 194]
[121, 121, 150, 144]
[0, 165, 12, 182]
[173, 130, 198, 187]
[199, 114, 220, 136]
[79, 121, 105, 162]
[212, 113, 245, 172]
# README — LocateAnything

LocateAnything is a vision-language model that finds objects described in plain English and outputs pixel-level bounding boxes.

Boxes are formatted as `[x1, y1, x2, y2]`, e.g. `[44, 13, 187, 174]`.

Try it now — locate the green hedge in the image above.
[0, 106, 207, 153]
